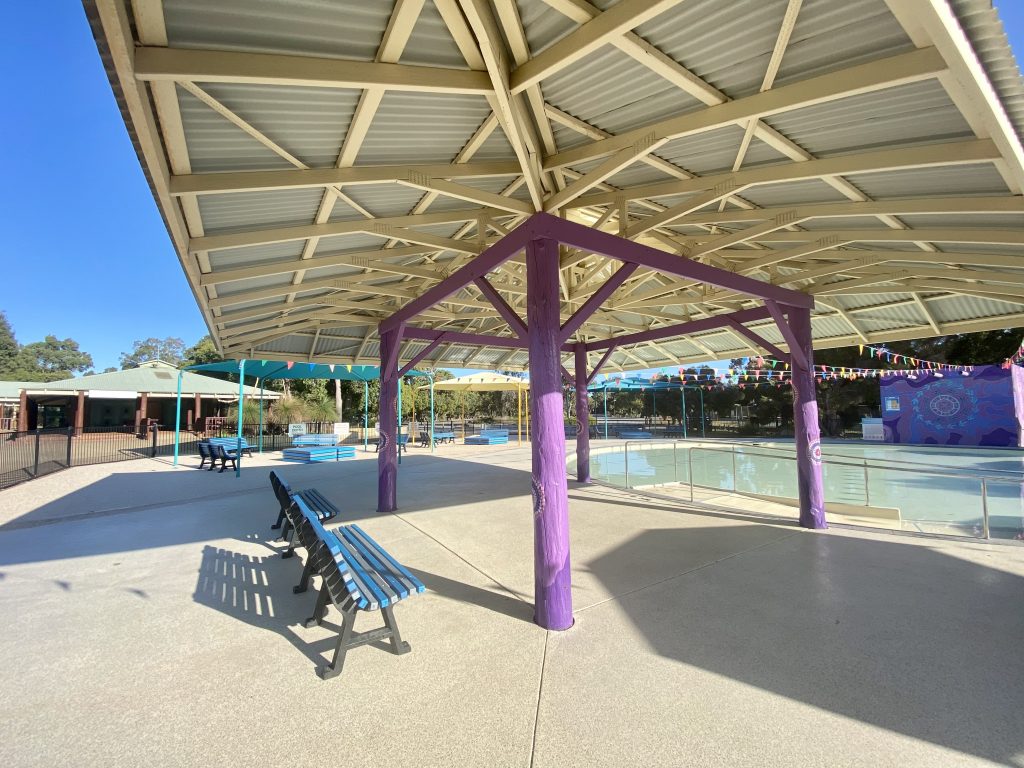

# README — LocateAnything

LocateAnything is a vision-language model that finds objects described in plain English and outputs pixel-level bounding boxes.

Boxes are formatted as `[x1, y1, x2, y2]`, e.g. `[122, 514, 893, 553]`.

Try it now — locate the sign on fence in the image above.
[287, 423, 307, 437]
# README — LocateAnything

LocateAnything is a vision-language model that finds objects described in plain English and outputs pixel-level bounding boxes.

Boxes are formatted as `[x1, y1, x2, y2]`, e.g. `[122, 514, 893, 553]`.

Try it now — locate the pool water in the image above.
[575, 440, 1024, 540]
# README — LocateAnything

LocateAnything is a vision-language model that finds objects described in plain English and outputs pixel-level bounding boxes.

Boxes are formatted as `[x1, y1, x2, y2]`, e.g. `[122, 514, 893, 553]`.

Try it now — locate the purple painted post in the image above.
[377, 327, 399, 513]
[788, 306, 827, 529]
[527, 236, 573, 630]
[574, 343, 591, 483]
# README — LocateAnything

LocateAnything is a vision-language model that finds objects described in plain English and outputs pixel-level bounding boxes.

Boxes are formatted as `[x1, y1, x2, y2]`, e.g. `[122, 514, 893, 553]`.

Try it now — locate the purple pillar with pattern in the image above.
[527, 236, 573, 630]
[377, 328, 399, 513]
[789, 306, 827, 528]
[574, 343, 591, 483]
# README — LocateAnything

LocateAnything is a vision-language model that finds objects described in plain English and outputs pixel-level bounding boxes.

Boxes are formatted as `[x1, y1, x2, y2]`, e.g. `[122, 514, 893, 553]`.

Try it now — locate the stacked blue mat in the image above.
[465, 429, 509, 445]
[282, 445, 357, 463]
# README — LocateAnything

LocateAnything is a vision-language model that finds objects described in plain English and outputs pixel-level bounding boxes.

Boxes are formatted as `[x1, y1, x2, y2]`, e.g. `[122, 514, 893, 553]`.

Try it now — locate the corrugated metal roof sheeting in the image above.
[207, 241, 304, 271]
[552, 124, 592, 153]
[852, 302, 928, 328]
[178, 88, 294, 172]
[843, 163, 1009, 198]
[771, 0, 915, 91]
[833, 292, 914, 310]
[311, 232, 387, 255]
[340, 182, 428, 217]
[400, 0, 474, 69]
[540, 46, 705, 137]
[739, 179, 851, 207]
[800, 216, 900, 230]
[898, 214, 1024, 230]
[301, 264, 369, 282]
[357, 92, 491, 165]
[928, 293, 1024, 322]
[212, 273, 294, 297]
[471, 128, 517, 162]
[762, 81, 972, 157]
[196, 83, 360, 168]
[516, 0, 580, 56]
[604, 162, 679, 189]
[952, 0, 1024, 150]
[657, 125, 788, 176]
[198, 187, 322, 233]
[633, 0, 787, 99]
[163, 0, 388, 61]
[935, 242, 1024, 255]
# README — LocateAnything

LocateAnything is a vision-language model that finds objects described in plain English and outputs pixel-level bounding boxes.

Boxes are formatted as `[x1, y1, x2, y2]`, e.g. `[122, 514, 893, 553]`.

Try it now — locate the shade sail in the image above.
[420, 372, 529, 392]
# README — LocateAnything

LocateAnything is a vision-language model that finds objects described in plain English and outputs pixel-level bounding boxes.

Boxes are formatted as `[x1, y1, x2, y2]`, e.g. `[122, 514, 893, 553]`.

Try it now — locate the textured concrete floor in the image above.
[0, 445, 1022, 767]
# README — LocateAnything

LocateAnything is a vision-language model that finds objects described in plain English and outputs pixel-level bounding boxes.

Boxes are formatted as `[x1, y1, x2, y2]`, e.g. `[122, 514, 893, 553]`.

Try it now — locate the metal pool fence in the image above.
[583, 439, 1024, 542]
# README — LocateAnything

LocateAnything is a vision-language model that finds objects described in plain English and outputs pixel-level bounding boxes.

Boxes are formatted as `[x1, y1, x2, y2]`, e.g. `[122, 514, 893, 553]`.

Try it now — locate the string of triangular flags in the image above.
[264, 361, 354, 373]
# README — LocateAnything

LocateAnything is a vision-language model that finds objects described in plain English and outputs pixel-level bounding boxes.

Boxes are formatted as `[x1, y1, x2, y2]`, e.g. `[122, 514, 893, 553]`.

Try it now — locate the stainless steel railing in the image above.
[605, 439, 1024, 540]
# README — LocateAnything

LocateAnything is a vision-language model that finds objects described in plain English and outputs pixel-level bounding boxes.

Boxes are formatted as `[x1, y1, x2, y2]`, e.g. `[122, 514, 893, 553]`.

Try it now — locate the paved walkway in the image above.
[0, 446, 1022, 766]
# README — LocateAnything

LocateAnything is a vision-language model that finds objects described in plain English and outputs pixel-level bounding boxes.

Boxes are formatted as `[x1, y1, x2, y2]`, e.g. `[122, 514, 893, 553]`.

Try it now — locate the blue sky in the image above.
[2, 3, 1023, 374]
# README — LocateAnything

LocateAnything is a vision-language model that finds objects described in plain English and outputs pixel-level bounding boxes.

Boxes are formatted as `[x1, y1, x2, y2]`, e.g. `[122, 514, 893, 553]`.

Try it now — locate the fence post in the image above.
[66, 426, 73, 468]
[33, 429, 41, 477]
[151, 423, 158, 457]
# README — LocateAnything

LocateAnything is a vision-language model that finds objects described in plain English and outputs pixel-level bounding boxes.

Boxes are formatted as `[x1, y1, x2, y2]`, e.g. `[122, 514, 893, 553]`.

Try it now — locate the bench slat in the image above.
[332, 534, 383, 610]
[348, 524, 425, 595]
[336, 534, 400, 607]
[339, 527, 410, 601]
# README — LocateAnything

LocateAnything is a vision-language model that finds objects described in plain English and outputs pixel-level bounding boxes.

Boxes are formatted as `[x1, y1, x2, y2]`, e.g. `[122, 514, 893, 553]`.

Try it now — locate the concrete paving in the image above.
[0, 445, 1022, 767]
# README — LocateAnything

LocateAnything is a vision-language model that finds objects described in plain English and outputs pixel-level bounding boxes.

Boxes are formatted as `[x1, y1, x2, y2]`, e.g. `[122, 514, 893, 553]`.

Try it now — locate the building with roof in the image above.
[0, 381, 40, 432]
[12, 360, 276, 433]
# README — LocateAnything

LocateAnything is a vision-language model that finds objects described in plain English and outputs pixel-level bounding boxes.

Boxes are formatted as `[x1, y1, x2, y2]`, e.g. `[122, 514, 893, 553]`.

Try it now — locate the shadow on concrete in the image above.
[192, 543, 341, 673]
[409, 567, 534, 623]
[0, 453, 533, 566]
[587, 525, 1024, 765]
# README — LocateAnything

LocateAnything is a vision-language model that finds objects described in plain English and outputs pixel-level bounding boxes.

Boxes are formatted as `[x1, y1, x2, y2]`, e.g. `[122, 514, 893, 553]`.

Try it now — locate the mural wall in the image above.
[880, 364, 1019, 447]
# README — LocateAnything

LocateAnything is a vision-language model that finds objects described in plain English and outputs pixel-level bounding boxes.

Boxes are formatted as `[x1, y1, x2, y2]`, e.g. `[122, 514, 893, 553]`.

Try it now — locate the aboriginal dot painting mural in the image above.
[880, 364, 1020, 447]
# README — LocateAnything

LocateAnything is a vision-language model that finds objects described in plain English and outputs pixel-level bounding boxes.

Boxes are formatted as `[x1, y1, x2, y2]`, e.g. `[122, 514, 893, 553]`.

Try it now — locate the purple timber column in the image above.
[377, 328, 400, 513]
[573, 343, 591, 483]
[789, 306, 827, 529]
[527, 236, 573, 630]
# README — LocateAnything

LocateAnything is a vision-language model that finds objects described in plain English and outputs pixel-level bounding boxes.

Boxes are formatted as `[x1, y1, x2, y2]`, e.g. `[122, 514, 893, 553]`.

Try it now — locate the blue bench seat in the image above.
[208, 436, 253, 456]
[292, 434, 339, 447]
[289, 496, 424, 679]
[618, 430, 653, 439]
[269, 471, 339, 547]
[282, 446, 356, 463]
[465, 429, 509, 446]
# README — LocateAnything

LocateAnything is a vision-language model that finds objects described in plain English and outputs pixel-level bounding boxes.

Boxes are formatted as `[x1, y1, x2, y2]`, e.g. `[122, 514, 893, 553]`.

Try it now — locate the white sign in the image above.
[333, 422, 350, 437]
[862, 418, 885, 441]
[287, 423, 307, 437]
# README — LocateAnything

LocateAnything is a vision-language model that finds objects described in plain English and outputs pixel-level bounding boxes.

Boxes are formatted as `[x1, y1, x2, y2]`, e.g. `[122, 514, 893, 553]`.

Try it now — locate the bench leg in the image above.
[281, 526, 297, 558]
[303, 585, 331, 629]
[271, 506, 286, 530]
[293, 558, 314, 594]
[318, 608, 356, 680]
[381, 605, 411, 656]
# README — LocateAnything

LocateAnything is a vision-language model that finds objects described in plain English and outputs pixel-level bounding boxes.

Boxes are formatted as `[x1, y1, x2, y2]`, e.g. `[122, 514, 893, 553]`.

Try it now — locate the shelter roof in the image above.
[86, 0, 1024, 373]
[20, 360, 274, 397]
[424, 372, 529, 391]
[186, 360, 423, 380]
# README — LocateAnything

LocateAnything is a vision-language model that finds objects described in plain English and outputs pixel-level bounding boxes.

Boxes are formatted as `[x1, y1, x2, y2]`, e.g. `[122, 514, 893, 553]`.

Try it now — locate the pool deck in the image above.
[1, 444, 1022, 767]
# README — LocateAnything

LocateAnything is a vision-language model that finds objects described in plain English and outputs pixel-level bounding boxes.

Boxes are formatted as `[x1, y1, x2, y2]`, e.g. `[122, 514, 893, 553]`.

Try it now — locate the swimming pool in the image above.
[572, 440, 1024, 540]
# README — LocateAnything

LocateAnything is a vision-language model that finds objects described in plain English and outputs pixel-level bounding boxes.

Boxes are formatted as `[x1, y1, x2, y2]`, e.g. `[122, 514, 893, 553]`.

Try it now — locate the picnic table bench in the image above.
[208, 436, 253, 457]
[375, 434, 410, 454]
[465, 429, 509, 446]
[417, 429, 457, 447]
[288, 495, 425, 679]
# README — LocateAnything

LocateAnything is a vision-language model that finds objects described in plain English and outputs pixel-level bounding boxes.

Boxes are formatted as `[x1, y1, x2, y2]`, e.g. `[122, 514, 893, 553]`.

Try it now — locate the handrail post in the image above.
[981, 478, 990, 539]
[624, 441, 629, 488]
[66, 426, 73, 468]
[732, 446, 738, 493]
[688, 446, 694, 502]
[33, 428, 40, 477]
[863, 459, 871, 507]
[673, 440, 678, 484]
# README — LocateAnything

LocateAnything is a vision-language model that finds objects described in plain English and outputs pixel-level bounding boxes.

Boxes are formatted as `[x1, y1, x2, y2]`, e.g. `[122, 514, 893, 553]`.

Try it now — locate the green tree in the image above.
[182, 335, 221, 366]
[0, 312, 18, 375]
[9, 335, 94, 381]
[120, 337, 186, 368]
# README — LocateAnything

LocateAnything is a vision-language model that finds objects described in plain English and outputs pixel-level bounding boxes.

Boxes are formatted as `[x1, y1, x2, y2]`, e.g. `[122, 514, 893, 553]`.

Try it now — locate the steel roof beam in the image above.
[133, 46, 494, 95]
